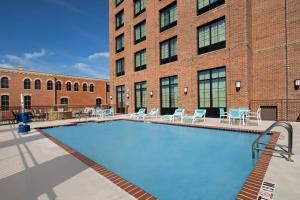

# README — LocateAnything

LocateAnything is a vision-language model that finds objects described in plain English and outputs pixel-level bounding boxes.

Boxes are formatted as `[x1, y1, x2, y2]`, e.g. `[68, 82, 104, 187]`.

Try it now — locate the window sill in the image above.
[198, 41, 226, 54]
[160, 55, 178, 65]
[134, 37, 146, 44]
[116, 47, 124, 54]
[197, 0, 225, 15]
[160, 21, 177, 32]
[134, 8, 146, 17]
[135, 65, 147, 72]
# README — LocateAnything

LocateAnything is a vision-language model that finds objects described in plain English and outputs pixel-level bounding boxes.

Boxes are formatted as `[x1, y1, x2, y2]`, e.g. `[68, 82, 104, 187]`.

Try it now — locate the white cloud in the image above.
[74, 62, 88, 69]
[88, 52, 110, 61]
[24, 49, 46, 60]
[3, 49, 47, 67]
[0, 63, 16, 69]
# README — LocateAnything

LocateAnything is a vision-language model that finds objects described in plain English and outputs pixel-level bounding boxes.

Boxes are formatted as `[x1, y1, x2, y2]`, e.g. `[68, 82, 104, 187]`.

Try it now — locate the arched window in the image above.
[96, 98, 102, 107]
[1, 77, 9, 88]
[74, 83, 79, 91]
[1, 95, 9, 110]
[83, 83, 87, 92]
[24, 79, 31, 89]
[66, 82, 71, 91]
[24, 96, 31, 109]
[47, 80, 53, 90]
[60, 98, 69, 105]
[90, 84, 94, 92]
[55, 81, 61, 90]
[35, 79, 41, 90]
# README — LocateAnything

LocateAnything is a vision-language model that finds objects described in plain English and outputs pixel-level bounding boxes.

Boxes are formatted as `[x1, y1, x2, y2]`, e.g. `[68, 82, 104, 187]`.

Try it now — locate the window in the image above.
[74, 83, 79, 91]
[160, 36, 178, 64]
[160, 76, 178, 115]
[134, 0, 146, 16]
[135, 49, 147, 71]
[160, 2, 177, 32]
[60, 98, 69, 105]
[1, 95, 9, 111]
[24, 79, 31, 89]
[47, 80, 53, 90]
[90, 84, 94, 92]
[198, 67, 226, 116]
[115, 10, 124, 30]
[135, 81, 147, 112]
[198, 17, 226, 54]
[134, 20, 146, 44]
[56, 81, 62, 90]
[1, 77, 9, 88]
[115, 0, 123, 6]
[24, 96, 31, 109]
[96, 98, 102, 107]
[116, 85, 125, 113]
[116, 58, 125, 76]
[83, 83, 87, 92]
[66, 82, 71, 91]
[116, 34, 124, 53]
[106, 83, 110, 92]
[35, 79, 41, 90]
[197, 0, 225, 15]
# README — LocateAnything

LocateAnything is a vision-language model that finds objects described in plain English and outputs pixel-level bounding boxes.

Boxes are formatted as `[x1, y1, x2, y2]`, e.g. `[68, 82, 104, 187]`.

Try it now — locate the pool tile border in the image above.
[36, 119, 280, 200]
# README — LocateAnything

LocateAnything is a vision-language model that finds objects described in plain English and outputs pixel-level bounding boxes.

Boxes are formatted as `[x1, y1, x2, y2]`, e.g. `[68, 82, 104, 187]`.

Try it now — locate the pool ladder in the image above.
[252, 121, 294, 162]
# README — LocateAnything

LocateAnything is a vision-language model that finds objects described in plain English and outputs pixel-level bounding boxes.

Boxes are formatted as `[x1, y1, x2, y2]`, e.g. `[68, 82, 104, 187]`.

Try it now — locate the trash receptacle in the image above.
[17, 112, 30, 123]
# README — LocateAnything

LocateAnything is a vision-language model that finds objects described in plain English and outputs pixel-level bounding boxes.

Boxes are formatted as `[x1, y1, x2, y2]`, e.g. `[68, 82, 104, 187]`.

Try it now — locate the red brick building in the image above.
[109, 0, 300, 121]
[0, 67, 109, 109]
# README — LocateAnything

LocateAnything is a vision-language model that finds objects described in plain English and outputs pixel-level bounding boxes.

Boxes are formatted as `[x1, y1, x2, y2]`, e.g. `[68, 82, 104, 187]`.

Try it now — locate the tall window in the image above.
[134, 0, 146, 16]
[35, 79, 41, 90]
[66, 82, 71, 91]
[74, 83, 79, 91]
[106, 83, 110, 92]
[116, 85, 125, 113]
[60, 98, 69, 105]
[1, 95, 9, 111]
[160, 2, 177, 32]
[1, 77, 9, 88]
[83, 83, 87, 92]
[115, 10, 124, 30]
[116, 34, 124, 53]
[24, 79, 31, 89]
[135, 49, 146, 71]
[134, 20, 146, 44]
[198, 67, 226, 116]
[96, 98, 102, 107]
[116, 58, 125, 76]
[115, 0, 123, 6]
[160, 36, 177, 64]
[47, 80, 53, 90]
[90, 84, 94, 92]
[135, 81, 147, 112]
[197, 0, 225, 15]
[198, 17, 226, 54]
[56, 81, 62, 90]
[160, 76, 178, 115]
[24, 96, 31, 109]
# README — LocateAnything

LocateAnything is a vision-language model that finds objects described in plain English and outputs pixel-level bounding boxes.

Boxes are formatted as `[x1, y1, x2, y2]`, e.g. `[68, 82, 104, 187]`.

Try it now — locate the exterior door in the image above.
[116, 85, 125, 113]
[198, 67, 226, 117]
[160, 76, 178, 115]
[135, 81, 147, 112]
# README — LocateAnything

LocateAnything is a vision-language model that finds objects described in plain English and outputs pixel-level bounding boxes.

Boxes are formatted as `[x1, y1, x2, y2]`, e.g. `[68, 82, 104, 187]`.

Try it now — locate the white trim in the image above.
[60, 96, 70, 99]
[56, 80, 62, 83]
[46, 79, 54, 82]
[96, 97, 102, 99]
[0, 75, 11, 80]
[0, 93, 10, 96]
[65, 80, 73, 84]
[82, 82, 88, 85]
[34, 78, 42, 83]
[89, 82, 95, 86]
[23, 94, 32, 96]
[22, 77, 32, 81]
[73, 81, 80, 85]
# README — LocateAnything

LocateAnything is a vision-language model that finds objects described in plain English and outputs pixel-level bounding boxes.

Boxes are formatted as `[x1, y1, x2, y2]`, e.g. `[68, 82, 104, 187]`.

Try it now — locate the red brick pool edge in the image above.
[36, 120, 280, 200]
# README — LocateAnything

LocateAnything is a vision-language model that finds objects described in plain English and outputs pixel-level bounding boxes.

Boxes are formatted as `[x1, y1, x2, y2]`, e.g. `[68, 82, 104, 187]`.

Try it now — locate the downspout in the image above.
[284, 0, 289, 121]
[54, 77, 57, 106]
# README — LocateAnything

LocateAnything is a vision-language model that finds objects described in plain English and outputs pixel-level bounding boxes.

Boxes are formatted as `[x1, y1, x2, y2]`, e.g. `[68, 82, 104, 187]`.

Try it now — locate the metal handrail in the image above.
[252, 121, 293, 161]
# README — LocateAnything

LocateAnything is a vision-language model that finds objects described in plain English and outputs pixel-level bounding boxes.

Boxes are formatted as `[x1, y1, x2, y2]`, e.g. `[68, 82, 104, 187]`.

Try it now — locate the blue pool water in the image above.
[44, 120, 270, 200]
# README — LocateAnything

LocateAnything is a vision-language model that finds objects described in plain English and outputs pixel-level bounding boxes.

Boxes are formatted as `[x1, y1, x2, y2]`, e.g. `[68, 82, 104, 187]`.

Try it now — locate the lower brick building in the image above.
[0, 67, 109, 110]
[109, 0, 300, 121]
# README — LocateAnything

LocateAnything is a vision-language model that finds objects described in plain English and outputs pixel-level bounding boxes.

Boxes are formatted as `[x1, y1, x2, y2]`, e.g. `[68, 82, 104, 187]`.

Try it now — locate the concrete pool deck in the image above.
[0, 117, 299, 200]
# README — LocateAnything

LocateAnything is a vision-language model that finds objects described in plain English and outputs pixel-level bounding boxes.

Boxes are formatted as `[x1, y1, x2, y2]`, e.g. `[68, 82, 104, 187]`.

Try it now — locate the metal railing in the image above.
[252, 121, 293, 162]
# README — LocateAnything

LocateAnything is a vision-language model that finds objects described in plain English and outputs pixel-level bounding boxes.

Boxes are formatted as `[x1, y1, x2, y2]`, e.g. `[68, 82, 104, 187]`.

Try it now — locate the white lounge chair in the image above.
[183, 109, 206, 123]
[129, 108, 146, 118]
[141, 108, 158, 119]
[161, 108, 185, 122]
[247, 108, 261, 124]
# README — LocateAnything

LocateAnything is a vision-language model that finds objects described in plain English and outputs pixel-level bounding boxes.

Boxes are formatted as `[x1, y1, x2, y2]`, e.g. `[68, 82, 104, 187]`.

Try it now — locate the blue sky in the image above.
[0, 0, 110, 78]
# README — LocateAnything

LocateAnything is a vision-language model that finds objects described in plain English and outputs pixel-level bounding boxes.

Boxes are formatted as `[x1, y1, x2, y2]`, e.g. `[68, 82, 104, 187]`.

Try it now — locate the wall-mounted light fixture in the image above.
[109, 95, 113, 100]
[295, 79, 300, 90]
[126, 93, 130, 99]
[235, 81, 241, 92]
[150, 91, 153, 97]
[184, 87, 188, 96]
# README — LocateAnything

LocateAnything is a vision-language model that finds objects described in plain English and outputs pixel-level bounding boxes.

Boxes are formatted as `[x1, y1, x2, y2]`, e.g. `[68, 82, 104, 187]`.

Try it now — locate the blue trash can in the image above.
[17, 112, 30, 123]
[18, 124, 31, 134]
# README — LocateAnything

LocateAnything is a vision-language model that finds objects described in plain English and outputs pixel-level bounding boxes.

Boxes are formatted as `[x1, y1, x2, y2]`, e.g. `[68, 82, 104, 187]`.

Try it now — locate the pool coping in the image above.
[35, 119, 280, 200]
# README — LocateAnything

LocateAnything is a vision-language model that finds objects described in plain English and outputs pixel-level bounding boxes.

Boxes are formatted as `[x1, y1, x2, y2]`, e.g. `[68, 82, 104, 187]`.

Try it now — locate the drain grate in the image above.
[257, 181, 275, 200]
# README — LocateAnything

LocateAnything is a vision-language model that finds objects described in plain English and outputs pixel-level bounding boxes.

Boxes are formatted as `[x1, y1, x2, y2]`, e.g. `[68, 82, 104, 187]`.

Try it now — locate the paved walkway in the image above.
[0, 117, 299, 200]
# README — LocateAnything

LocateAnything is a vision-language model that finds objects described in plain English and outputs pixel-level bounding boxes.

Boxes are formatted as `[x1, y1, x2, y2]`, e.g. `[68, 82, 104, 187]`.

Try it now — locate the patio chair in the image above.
[129, 108, 146, 118]
[183, 109, 206, 123]
[247, 108, 262, 124]
[161, 108, 185, 122]
[104, 108, 114, 118]
[229, 108, 243, 125]
[219, 108, 228, 122]
[141, 108, 158, 119]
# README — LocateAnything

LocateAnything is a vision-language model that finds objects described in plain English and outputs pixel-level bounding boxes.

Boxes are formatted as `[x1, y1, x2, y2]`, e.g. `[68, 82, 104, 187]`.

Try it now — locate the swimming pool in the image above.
[43, 120, 270, 200]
